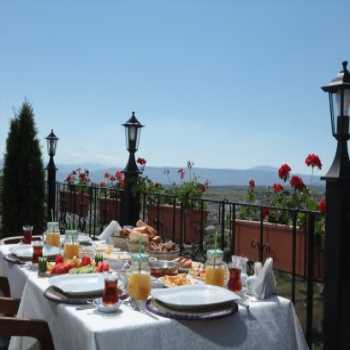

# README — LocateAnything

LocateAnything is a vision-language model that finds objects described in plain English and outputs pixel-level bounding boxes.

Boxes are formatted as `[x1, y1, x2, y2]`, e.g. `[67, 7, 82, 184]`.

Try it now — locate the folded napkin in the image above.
[97, 220, 121, 243]
[254, 257, 276, 300]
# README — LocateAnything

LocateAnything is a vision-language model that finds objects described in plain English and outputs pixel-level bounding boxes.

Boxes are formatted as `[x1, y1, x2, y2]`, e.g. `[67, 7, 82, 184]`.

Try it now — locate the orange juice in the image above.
[64, 243, 80, 260]
[46, 232, 61, 247]
[128, 272, 151, 301]
[205, 265, 226, 287]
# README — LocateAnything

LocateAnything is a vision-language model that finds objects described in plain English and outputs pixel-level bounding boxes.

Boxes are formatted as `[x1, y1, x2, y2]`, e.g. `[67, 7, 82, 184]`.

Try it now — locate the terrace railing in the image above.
[55, 182, 323, 349]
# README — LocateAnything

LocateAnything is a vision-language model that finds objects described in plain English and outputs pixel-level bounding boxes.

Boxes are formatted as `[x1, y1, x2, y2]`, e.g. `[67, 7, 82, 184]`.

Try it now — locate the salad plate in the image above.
[151, 284, 240, 311]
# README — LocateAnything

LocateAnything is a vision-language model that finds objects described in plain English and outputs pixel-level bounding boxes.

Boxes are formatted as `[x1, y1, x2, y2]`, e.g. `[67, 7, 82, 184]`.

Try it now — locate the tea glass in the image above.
[102, 272, 119, 305]
[23, 225, 33, 244]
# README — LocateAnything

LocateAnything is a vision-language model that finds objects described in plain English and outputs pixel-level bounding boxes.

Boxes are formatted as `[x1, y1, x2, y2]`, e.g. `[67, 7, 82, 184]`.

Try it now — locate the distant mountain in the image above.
[0, 158, 322, 186]
[55, 164, 323, 187]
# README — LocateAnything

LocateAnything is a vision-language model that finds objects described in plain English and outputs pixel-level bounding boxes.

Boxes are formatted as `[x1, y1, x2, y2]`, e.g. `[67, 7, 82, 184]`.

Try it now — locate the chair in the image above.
[0, 278, 54, 350]
[0, 277, 10, 298]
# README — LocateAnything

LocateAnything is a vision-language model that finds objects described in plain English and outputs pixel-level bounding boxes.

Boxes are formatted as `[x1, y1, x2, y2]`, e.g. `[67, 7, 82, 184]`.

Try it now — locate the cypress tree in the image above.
[2, 102, 45, 237]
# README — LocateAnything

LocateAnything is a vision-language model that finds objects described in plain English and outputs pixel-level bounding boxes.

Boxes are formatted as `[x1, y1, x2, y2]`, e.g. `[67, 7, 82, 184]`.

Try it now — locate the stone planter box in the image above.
[233, 219, 324, 280]
[148, 204, 208, 244]
[99, 198, 120, 224]
[60, 191, 90, 217]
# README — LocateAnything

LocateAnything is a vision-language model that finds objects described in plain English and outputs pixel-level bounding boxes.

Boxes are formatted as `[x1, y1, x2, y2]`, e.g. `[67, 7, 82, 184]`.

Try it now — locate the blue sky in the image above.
[0, 0, 349, 174]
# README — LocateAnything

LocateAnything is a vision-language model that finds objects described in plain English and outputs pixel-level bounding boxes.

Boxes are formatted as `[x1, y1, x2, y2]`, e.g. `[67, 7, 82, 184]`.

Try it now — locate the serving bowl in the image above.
[150, 260, 178, 277]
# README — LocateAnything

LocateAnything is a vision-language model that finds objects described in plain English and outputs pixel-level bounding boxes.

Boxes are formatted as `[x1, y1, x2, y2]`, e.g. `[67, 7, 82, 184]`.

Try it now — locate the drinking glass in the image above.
[205, 249, 227, 287]
[127, 253, 151, 302]
[64, 230, 80, 260]
[102, 273, 119, 305]
[32, 241, 43, 263]
[45, 222, 61, 247]
[23, 225, 33, 244]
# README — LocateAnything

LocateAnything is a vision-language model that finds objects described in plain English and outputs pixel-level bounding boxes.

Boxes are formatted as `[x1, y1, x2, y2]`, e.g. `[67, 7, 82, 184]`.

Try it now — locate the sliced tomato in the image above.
[81, 256, 91, 266]
[55, 255, 64, 264]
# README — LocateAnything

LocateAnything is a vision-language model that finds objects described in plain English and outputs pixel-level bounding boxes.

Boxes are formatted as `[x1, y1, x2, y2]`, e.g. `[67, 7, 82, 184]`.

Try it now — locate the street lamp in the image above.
[321, 61, 350, 349]
[46, 130, 58, 220]
[120, 112, 144, 226]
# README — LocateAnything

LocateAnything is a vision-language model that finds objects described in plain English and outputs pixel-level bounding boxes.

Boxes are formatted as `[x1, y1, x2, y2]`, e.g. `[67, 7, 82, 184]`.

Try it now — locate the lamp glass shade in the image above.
[46, 130, 58, 157]
[335, 89, 350, 116]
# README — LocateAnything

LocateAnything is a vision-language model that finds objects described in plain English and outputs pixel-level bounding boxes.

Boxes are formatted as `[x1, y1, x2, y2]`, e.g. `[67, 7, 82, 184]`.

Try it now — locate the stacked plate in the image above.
[148, 285, 239, 320]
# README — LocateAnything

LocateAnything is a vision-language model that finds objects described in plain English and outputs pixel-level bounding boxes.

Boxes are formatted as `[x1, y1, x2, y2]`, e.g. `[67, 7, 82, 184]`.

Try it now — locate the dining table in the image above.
[0, 243, 309, 350]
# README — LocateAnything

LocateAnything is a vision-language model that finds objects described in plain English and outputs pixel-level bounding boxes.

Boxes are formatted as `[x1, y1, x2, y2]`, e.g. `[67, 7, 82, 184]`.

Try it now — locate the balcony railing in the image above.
[55, 182, 323, 348]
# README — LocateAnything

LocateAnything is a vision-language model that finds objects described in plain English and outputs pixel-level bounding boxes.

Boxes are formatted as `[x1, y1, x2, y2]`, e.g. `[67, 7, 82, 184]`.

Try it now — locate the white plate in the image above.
[10, 244, 60, 259]
[151, 285, 240, 310]
[49, 274, 104, 295]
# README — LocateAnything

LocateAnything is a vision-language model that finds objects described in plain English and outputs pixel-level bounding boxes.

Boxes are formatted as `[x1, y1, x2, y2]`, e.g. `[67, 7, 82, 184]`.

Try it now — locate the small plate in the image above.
[94, 298, 121, 313]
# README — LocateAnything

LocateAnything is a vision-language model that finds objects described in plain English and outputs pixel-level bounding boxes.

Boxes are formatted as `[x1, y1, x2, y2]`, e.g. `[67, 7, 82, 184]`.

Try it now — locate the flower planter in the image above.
[147, 204, 208, 244]
[60, 191, 90, 217]
[99, 198, 120, 224]
[233, 219, 324, 280]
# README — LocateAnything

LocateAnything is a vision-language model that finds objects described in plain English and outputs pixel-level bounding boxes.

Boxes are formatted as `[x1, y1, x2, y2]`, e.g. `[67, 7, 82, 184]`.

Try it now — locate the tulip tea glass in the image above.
[103, 273, 119, 305]
[32, 241, 43, 264]
[23, 225, 33, 244]
[227, 257, 242, 293]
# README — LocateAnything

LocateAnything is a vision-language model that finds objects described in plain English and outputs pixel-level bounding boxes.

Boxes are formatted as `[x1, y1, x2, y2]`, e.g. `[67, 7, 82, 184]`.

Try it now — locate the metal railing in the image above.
[55, 182, 323, 348]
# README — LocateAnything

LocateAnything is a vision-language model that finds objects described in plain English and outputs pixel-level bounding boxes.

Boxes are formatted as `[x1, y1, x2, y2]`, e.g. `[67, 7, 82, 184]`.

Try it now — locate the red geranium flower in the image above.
[272, 183, 284, 193]
[305, 153, 322, 170]
[100, 181, 107, 187]
[290, 175, 305, 191]
[249, 179, 255, 189]
[137, 158, 146, 166]
[278, 164, 291, 182]
[178, 168, 185, 180]
[115, 170, 124, 182]
[318, 198, 326, 214]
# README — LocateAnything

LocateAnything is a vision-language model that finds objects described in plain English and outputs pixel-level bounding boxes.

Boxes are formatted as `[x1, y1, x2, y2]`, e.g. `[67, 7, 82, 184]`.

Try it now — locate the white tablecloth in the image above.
[0, 245, 309, 350]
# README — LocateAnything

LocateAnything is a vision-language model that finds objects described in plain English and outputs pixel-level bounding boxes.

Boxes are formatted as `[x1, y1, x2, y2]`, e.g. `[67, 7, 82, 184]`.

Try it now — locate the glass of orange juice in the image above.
[205, 249, 227, 287]
[127, 253, 151, 302]
[45, 222, 61, 247]
[64, 230, 80, 260]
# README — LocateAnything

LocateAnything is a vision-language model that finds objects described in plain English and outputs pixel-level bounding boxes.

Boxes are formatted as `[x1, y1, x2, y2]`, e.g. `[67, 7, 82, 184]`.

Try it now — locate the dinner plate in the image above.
[10, 244, 60, 259]
[151, 285, 240, 311]
[49, 273, 104, 296]
[146, 298, 238, 320]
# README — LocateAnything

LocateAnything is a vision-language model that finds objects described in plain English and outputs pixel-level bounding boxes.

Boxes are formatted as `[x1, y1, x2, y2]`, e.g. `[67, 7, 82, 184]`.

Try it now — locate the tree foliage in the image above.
[2, 102, 45, 236]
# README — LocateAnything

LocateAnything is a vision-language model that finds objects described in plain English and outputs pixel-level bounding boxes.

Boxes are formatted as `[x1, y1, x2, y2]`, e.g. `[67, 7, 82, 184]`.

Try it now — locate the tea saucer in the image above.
[94, 298, 122, 313]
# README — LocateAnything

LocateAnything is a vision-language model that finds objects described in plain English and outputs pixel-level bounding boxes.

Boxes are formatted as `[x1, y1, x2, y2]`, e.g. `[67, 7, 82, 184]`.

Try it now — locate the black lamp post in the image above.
[120, 112, 144, 226]
[46, 129, 58, 221]
[321, 61, 350, 349]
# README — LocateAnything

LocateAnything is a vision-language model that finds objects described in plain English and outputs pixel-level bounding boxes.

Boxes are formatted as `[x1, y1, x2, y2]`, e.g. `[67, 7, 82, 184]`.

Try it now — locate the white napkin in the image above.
[97, 221, 121, 243]
[254, 257, 276, 300]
